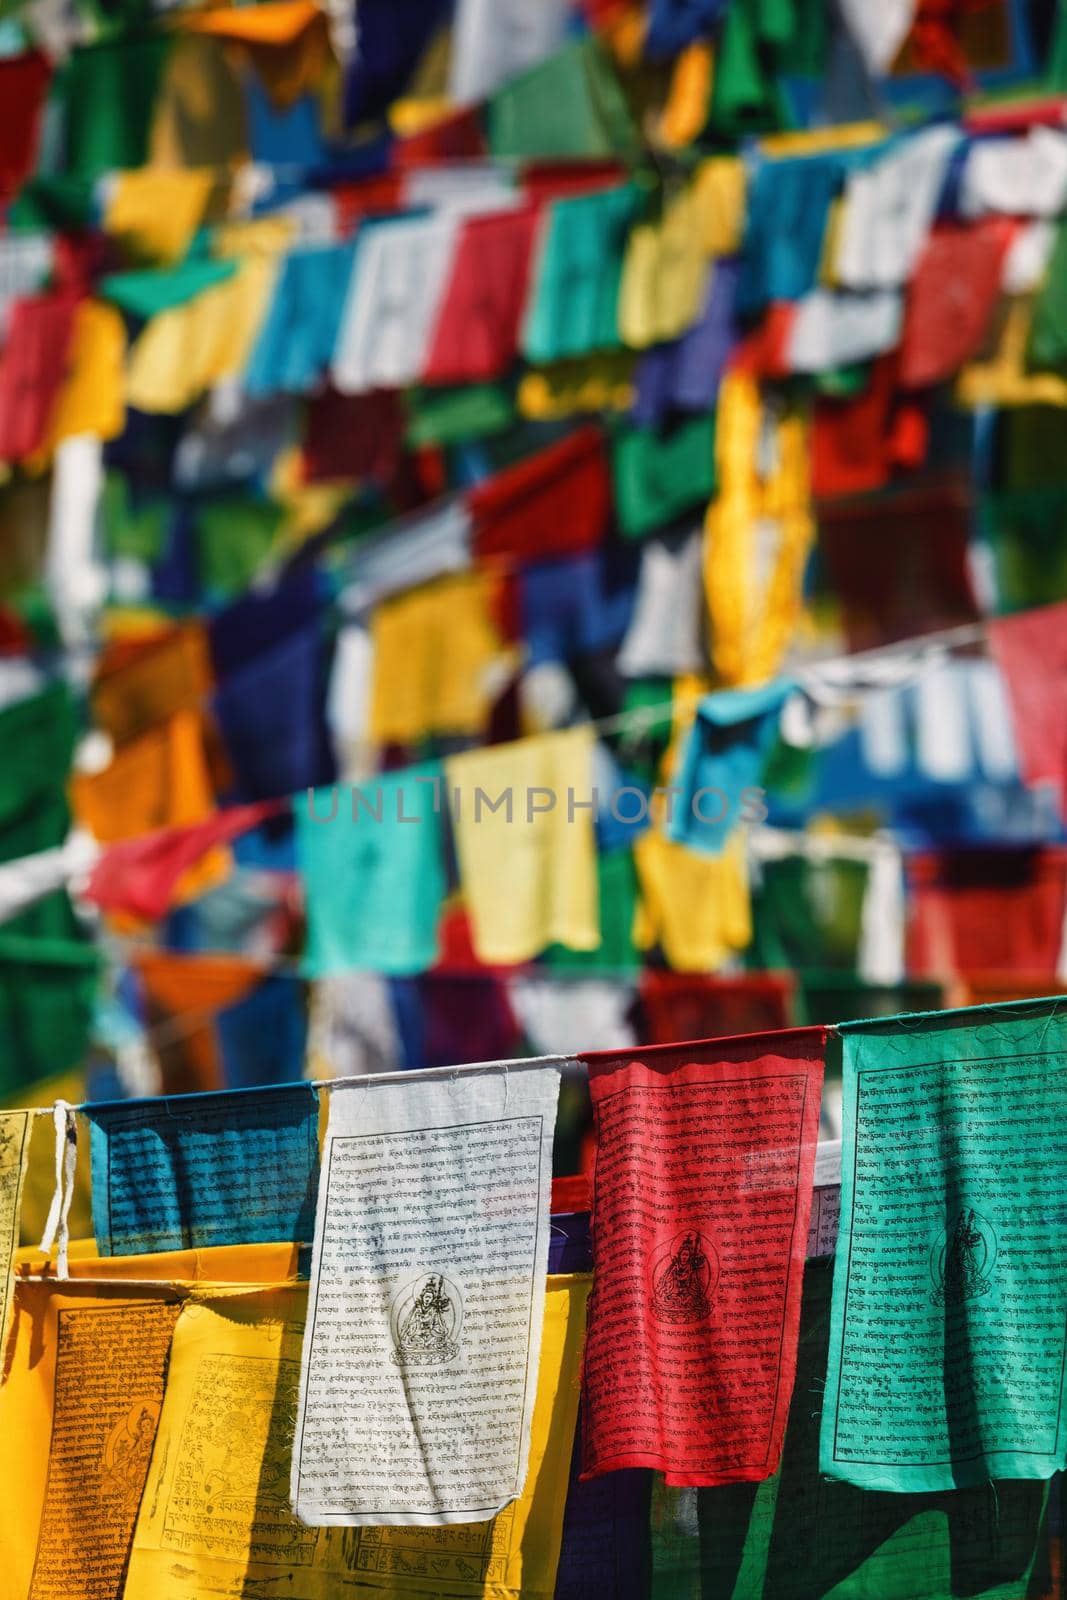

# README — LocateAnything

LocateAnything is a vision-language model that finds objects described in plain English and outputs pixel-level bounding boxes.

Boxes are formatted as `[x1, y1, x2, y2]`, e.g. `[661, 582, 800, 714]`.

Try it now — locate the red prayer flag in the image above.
[301, 387, 405, 486]
[906, 846, 1067, 979]
[469, 425, 611, 562]
[639, 971, 795, 1047]
[0, 292, 77, 461]
[85, 799, 284, 921]
[817, 480, 978, 649]
[811, 354, 898, 501]
[422, 204, 541, 384]
[580, 1028, 826, 1487]
[899, 219, 1015, 389]
[989, 601, 1067, 818]
[0, 51, 50, 197]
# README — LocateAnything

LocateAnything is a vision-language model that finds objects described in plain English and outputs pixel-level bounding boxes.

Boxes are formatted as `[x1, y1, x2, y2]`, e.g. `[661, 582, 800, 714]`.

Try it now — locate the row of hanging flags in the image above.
[0, 993, 1063, 1595]
[0, 0, 1065, 1130]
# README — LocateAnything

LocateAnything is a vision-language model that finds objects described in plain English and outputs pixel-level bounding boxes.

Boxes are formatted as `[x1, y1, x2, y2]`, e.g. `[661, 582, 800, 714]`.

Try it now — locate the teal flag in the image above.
[821, 999, 1067, 1493]
[298, 766, 446, 977]
[651, 1260, 1050, 1599]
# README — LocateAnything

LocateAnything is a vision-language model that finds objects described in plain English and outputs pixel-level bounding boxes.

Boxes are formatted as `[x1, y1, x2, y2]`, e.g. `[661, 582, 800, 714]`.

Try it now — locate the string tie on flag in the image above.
[38, 1099, 77, 1279]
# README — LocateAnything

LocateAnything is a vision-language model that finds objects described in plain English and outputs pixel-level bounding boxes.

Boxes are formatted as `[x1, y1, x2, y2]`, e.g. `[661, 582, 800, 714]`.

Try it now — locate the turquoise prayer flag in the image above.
[821, 997, 1067, 1493]
[298, 765, 447, 978]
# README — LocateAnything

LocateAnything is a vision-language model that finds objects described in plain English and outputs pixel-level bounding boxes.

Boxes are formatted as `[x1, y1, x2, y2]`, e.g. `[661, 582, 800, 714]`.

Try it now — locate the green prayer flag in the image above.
[9, 175, 97, 233]
[544, 846, 639, 974]
[1028, 222, 1067, 370]
[195, 497, 283, 598]
[58, 32, 171, 180]
[749, 853, 868, 972]
[0, 682, 76, 845]
[652, 1259, 1050, 1598]
[488, 38, 640, 162]
[298, 768, 446, 977]
[797, 973, 945, 1026]
[101, 258, 236, 321]
[405, 383, 515, 448]
[822, 999, 1067, 1493]
[612, 412, 716, 539]
[100, 471, 170, 565]
[979, 488, 1067, 615]
[0, 933, 100, 1097]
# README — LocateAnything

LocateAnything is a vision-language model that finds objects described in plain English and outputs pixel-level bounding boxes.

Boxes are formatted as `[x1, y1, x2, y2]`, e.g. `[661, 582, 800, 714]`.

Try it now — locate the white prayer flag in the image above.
[290, 1058, 563, 1526]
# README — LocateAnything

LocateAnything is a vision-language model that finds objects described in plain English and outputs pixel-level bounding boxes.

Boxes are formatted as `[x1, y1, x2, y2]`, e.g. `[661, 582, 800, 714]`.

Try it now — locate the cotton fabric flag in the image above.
[449, 0, 571, 103]
[298, 768, 447, 976]
[989, 601, 1067, 818]
[960, 127, 1067, 219]
[659, 1258, 1050, 1600]
[670, 680, 793, 854]
[291, 1060, 562, 1525]
[633, 828, 751, 972]
[511, 978, 637, 1057]
[84, 799, 281, 922]
[835, 126, 959, 289]
[0, 1109, 30, 1359]
[446, 728, 600, 965]
[132, 950, 305, 1095]
[639, 971, 794, 1048]
[580, 1030, 825, 1486]
[487, 39, 639, 162]
[71, 707, 217, 845]
[0, 934, 99, 1096]
[821, 999, 1067, 1493]
[470, 427, 611, 562]
[42, 299, 126, 447]
[331, 212, 461, 394]
[612, 412, 716, 540]
[631, 258, 740, 426]
[244, 242, 356, 397]
[213, 623, 334, 801]
[306, 970, 402, 1078]
[786, 288, 902, 374]
[103, 167, 215, 265]
[423, 205, 541, 384]
[86, 1084, 319, 1257]
[91, 623, 212, 746]
[0, 1281, 181, 1600]
[618, 530, 705, 679]
[522, 185, 639, 364]
[125, 1274, 589, 1599]
[339, 498, 472, 613]
[369, 572, 509, 745]
[899, 220, 1015, 390]
[905, 847, 1067, 980]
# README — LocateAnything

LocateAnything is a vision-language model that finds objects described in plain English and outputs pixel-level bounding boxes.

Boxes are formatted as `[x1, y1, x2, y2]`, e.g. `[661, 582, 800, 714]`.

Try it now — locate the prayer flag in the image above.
[580, 1030, 825, 1487]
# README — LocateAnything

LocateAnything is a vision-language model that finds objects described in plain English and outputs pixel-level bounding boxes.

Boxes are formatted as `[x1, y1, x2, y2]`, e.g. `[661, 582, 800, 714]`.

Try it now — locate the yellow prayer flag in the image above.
[0, 1280, 181, 1600]
[0, 1111, 31, 1355]
[660, 41, 713, 150]
[633, 826, 751, 971]
[10, 1075, 93, 1247]
[518, 352, 635, 421]
[42, 300, 126, 449]
[103, 168, 216, 265]
[446, 728, 600, 965]
[618, 184, 710, 350]
[370, 571, 511, 747]
[125, 254, 280, 415]
[13, 1238, 304, 1282]
[124, 1275, 591, 1599]
[703, 370, 814, 687]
